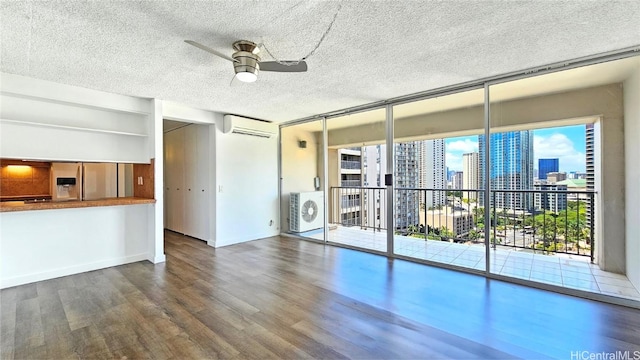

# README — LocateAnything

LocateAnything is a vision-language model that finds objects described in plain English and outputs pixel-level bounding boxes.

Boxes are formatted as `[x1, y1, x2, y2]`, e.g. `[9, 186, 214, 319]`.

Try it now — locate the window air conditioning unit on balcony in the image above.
[290, 191, 324, 233]
[223, 115, 276, 138]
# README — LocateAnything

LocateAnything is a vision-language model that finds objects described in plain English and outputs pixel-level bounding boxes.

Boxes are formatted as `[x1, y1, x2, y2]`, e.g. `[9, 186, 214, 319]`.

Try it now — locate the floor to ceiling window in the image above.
[487, 56, 640, 301]
[325, 109, 387, 253]
[279, 53, 640, 305]
[392, 89, 486, 271]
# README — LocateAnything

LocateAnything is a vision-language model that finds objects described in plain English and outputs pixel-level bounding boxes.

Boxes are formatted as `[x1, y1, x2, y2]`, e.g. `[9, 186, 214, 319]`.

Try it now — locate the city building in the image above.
[395, 142, 420, 229]
[451, 171, 463, 190]
[462, 152, 479, 200]
[419, 139, 446, 208]
[534, 183, 568, 212]
[422, 208, 475, 237]
[338, 147, 363, 226]
[478, 131, 534, 210]
[362, 145, 387, 229]
[538, 158, 559, 180]
[546, 172, 567, 184]
[447, 168, 456, 182]
[556, 178, 588, 201]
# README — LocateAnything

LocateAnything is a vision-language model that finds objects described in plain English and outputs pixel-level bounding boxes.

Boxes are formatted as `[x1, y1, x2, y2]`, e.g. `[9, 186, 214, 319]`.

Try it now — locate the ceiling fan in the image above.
[184, 40, 308, 83]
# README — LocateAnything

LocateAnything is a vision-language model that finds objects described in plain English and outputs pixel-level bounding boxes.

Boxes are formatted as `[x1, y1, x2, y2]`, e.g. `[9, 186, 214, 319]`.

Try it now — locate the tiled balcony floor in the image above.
[304, 225, 640, 301]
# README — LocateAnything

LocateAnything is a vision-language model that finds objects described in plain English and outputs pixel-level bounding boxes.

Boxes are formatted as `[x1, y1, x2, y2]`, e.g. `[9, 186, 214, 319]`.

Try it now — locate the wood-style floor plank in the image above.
[2, 230, 640, 359]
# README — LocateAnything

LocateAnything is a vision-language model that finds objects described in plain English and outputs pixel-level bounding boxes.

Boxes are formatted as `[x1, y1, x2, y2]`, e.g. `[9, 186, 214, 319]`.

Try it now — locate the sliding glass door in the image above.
[325, 109, 387, 252]
[391, 89, 486, 271]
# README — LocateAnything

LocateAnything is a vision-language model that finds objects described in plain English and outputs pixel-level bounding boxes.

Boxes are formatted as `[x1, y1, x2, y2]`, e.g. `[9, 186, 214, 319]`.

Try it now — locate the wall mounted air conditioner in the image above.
[223, 115, 277, 138]
[290, 191, 324, 233]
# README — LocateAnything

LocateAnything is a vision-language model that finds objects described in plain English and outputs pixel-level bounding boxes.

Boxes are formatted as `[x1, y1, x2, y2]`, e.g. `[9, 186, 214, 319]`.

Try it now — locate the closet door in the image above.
[183, 125, 198, 238]
[194, 124, 210, 240]
[163, 129, 175, 230]
[167, 127, 185, 234]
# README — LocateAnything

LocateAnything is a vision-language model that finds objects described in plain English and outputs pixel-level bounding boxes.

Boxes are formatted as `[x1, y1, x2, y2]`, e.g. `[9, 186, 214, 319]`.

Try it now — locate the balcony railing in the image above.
[330, 186, 596, 260]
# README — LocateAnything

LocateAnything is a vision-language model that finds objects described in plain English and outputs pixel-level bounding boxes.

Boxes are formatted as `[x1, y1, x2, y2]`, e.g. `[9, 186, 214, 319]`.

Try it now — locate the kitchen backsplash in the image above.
[0, 159, 51, 198]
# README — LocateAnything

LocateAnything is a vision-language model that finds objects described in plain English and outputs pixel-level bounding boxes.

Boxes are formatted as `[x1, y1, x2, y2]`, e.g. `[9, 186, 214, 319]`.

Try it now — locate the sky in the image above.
[445, 124, 587, 174]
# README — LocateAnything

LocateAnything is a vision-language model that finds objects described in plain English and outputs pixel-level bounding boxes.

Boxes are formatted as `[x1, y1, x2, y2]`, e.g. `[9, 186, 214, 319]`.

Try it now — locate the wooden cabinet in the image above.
[163, 124, 210, 241]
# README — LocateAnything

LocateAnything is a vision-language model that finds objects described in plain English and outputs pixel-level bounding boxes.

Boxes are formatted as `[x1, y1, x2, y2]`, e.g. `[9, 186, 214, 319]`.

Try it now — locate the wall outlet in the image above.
[138, 176, 143, 185]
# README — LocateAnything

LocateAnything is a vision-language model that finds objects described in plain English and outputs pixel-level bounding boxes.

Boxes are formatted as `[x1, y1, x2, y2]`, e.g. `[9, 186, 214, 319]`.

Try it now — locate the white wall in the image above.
[0, 73, 152, 163]
[215, 120, 279, 247]
[624, 63, 640, 289]
[280, 126, 320, 232]
[0, 204, 151, 288]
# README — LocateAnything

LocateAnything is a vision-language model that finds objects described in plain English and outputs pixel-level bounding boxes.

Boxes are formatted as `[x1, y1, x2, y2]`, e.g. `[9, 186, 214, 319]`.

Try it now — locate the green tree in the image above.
[439, 226, 454, 239]
[468, 229, 481, 240]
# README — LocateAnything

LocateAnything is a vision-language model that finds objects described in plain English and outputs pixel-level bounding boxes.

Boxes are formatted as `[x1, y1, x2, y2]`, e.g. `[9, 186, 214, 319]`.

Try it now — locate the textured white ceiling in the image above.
[2, 1, 639, 123]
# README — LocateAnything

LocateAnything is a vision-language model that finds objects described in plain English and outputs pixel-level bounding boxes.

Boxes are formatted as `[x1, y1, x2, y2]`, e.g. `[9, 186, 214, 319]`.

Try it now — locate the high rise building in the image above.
[395, 141, 420, 229]
[462, 152, 479, 200]
[451, 171, 463, 189]
[478, 131, 534, 210]
[419, 139, 446, 208]
[538, 158, 559, 180]
[586, 123, 595, 228]
[362, 145, 386, 230]
[359, 142, 422, 231]
[338, 148, 363, 226]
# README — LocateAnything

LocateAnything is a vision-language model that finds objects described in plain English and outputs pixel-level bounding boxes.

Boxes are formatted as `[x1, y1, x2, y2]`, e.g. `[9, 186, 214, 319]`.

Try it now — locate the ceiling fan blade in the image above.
[259, 61, 308, 72]
[184, 40, 238, 63]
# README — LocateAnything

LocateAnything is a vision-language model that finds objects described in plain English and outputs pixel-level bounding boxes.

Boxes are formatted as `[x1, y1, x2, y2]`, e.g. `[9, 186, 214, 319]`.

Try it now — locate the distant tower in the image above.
[451, 171, 464, 189]
[538, 158, 559, 180]
[418, 139, 446, 208]
[395, 142, 420, 229]
[479, 131, 534, 210]
[462, 152, 479, 200]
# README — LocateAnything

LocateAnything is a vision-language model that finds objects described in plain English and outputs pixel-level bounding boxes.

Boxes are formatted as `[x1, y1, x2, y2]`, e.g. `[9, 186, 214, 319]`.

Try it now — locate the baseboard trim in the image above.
[0, 253, 149, 289]
[151, 254, 166, 263]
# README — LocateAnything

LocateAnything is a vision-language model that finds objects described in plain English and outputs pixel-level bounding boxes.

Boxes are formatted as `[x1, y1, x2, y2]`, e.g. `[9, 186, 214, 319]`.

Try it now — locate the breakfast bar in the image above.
[0, 197, 155, 212]
[0, 198, 157, 288]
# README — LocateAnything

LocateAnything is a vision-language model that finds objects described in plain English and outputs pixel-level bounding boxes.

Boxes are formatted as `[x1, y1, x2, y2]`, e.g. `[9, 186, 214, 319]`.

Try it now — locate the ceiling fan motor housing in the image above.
[232, 51, 260, 76]
[232, 40, 260, 78]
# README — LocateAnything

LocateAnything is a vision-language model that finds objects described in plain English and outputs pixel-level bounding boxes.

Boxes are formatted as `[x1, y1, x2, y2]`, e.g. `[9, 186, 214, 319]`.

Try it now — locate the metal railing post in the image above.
[492, 191, 496, 249]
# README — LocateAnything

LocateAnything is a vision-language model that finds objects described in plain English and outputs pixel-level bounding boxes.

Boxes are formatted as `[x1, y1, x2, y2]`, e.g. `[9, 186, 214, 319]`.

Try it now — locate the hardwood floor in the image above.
[2, 231, 640, 359]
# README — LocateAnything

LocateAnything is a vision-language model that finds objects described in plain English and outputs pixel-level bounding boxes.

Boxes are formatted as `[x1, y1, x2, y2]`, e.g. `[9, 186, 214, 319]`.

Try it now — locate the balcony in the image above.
[322, 186, 640, 300]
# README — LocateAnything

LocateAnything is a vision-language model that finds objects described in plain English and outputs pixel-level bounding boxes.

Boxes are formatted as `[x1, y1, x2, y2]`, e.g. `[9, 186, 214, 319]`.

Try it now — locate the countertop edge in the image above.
[0, 197, 156, 213]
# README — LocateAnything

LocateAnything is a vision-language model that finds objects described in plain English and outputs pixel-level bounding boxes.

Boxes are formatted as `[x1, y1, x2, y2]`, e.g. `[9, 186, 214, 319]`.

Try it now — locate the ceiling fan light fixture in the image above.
[236, 71, 258, 83]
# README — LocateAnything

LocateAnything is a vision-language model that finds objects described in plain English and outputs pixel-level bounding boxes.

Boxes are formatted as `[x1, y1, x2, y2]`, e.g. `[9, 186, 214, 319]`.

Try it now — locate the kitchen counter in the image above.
[0, 197, 155, 212]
